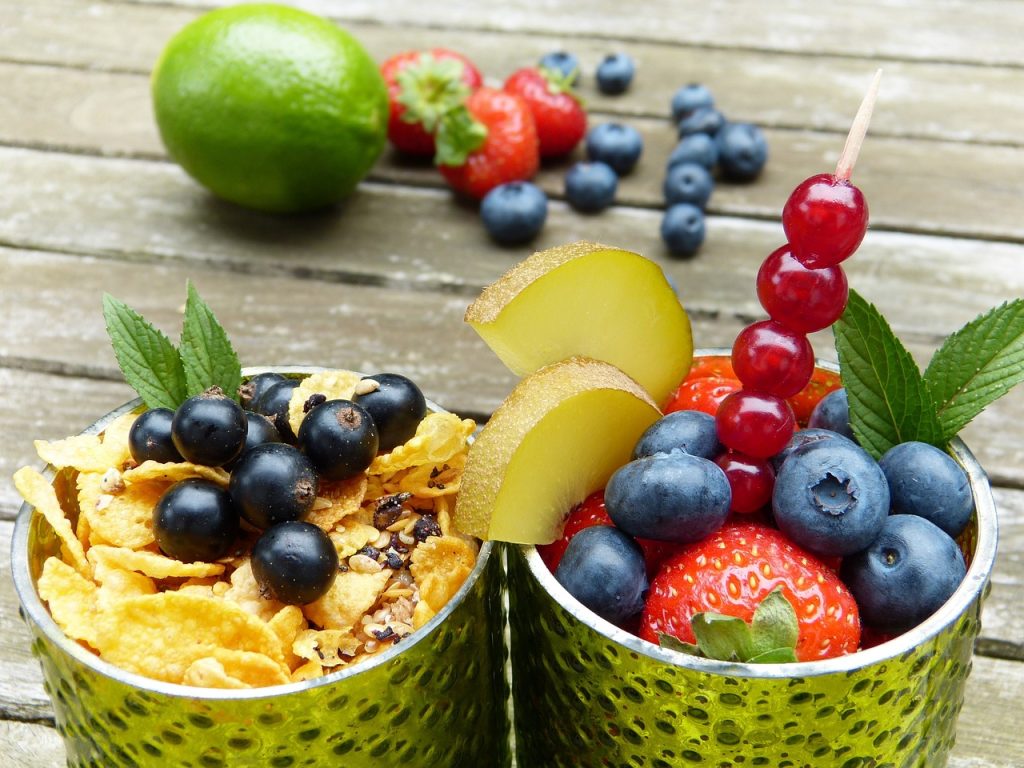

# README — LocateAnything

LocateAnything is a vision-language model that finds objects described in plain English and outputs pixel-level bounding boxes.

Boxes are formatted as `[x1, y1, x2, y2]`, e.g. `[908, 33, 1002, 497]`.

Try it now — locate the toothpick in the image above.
[835, 69, 882, 182]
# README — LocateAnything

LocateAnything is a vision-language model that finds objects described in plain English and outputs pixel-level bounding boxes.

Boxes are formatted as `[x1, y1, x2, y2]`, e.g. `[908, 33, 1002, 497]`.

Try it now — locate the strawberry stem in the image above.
[835, 69, 882, 182]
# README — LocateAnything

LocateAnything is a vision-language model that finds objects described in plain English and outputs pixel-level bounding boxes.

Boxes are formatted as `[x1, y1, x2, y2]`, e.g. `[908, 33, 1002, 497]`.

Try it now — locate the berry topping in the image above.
[666, 133, 718, 172]
[715, 451, 775, 514]
[238, 372, 286, 410]
[807, 387, 854, 439]
[782, 173, 869, 268]
[564, 161, 618, 213]
[251, 521, 339, 605]
[770, 427, 853, 474]
[128, 407, 183, 464]
[879, 441, 973, 537]
[663, 162, 714, 210]
[297, 399, 379, 481]
[676, 106, 725, 138]
[670, 83, 714, 123]
[715, 390, 796, 458]
[351, 372, 427, 452]
[479, 181, 549, 245]
[660, 203, 706, 258]
[731, 320, 815, 399]
[715, 122, 768, 182]
[153, 478, 239, 563]
[171, 388, 247, 467]
[756, 245, 849, 334]
[585, 122, 643, 175]
[253, 377, 301, 442]
[554, 525, 648, 625]
[632, 410, 721, 461]
[239, 412, 282, 454]
[595, 52, 635, 95]
[229, 443, 319, 529]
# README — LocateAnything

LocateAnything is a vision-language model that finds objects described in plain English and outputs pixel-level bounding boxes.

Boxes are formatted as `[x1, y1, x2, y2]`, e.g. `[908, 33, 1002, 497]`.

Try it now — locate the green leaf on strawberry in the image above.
[395, 54, 473, 134]
[434, 104, 488, 167]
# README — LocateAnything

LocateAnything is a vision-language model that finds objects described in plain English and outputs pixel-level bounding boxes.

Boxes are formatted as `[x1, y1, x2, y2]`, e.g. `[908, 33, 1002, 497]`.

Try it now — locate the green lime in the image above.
[152, 3, 388, 213]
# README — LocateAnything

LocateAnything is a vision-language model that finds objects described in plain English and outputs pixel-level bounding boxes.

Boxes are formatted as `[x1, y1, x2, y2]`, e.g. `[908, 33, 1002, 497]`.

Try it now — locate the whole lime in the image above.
[152, 4, 388, 213]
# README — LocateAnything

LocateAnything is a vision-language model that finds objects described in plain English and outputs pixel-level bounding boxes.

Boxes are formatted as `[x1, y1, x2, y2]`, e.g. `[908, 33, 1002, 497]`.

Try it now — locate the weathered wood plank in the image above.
[0, 721, 65, 767]
[4, 61, 1024, 243]
[2, 1, 1022, 146]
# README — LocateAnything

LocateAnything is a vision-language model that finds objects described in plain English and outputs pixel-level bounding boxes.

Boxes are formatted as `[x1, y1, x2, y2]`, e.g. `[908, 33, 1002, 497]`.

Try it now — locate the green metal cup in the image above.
[508, 355, 998, 768]
[11, 369, 511, 768]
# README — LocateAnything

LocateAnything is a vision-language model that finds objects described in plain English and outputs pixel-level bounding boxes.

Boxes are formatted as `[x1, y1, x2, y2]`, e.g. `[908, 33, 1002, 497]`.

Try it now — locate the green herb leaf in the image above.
[924, 299, 1024, 442]
[179, 282, 242, 400]
[834, 289, 944, 458]
[746, 647, 799, 664]
[102, 293, 187, 410]
[657, 634, 701, 656]
[691, 612, 755, 662]
[749, 588, 799, 657]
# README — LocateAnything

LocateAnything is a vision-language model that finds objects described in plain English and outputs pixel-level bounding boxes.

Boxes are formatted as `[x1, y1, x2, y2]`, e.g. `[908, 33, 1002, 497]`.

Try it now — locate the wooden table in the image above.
[2, 1, 1023, 765]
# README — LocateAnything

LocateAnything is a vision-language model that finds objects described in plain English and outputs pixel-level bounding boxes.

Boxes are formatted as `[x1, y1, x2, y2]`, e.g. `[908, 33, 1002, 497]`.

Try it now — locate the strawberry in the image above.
[380, 49, 483, 156]
[685, 355, 736, 380]
[437, 87, 540, 199]
[664, 375, 742, 415]
[787, 367, 842, 425]
[503, 67, 586, 158]
[640, 523, 860, 661]
[538, 491, 676, 578]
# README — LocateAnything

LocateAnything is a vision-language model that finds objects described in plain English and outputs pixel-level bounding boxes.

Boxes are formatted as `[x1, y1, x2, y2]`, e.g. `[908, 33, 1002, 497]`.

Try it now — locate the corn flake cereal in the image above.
[293, 629, 362, 667]
[182, 657, 249, 689]
[33, 434, 122, 472]
[37, 556, 100, 647]
[95, 568, 156, 611]
[87, 545, 225, 579]
[369, 413, 475, 475]
[410, 535, 478, 613]
[14, 467, 90, 576]
[100, 411, 137, 467]
[303, 569, 391, 633]
[123, 461, 230, 487]
[287, 370, 362, 435]
[328, 518, 380, 560]
[77, 471, 162, 549]
[307, 474, 367, 531]
[205, 648, 290, 686]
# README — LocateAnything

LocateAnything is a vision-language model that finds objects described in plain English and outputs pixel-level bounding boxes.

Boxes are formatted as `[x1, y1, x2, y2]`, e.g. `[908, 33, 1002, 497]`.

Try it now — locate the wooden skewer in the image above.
[835, 69, 882, 182]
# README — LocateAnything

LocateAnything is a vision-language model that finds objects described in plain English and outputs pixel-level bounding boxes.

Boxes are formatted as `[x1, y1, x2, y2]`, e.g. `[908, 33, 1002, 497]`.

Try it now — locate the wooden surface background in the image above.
[1, 1, 1022, 765]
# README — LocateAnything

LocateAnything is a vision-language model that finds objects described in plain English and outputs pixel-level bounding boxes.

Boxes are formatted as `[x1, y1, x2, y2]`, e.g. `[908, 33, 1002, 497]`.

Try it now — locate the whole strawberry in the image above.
[640, 523, 860, 661]
[437, 87, 540, 199]
[380, 48, 483, 156]
[504, 67, 586, 158]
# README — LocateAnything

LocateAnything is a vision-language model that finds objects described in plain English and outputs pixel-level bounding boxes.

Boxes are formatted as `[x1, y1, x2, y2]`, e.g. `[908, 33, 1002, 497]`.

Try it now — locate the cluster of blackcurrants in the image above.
[128, 372, 426, 605]
[661, 84, 768, 257]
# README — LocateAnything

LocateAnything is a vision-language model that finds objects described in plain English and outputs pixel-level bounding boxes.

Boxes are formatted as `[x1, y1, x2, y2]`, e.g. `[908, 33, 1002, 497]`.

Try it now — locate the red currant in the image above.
[715, 390, 795, 458]
[782, 173, 868, 268]
[715, 451, 775, 513]
[731, 320, 814, 398]
[756, 245, 849, 333]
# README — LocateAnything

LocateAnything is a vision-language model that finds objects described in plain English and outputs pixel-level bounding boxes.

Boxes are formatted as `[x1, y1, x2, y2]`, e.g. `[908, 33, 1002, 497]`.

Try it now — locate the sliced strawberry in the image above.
[787, 367, 842, 425]
[380, 49, 483, 156]
[664, 375, 742, 415]
[504, 67, 587, 158]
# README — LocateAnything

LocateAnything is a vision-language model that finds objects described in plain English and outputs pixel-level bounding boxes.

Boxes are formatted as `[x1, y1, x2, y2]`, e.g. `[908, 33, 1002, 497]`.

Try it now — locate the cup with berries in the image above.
[455, 74, 1020, 766]
[11, 287, 510, 767]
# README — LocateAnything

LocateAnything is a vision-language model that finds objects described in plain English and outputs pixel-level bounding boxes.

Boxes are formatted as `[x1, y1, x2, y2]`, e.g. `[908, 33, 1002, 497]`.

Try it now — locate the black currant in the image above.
[352, 373, 427, 451]
[297, 399, 379, 481]
[171, 388, 247, 467]
[153, 479, 239, 563]
[253, 378, 301, 442]
[128, 407, 183, 464]
[251, 521, 338, 605]
[223, 412, 282, 471]
[238, 372, 286, 410]
[229, 443, 319, 529]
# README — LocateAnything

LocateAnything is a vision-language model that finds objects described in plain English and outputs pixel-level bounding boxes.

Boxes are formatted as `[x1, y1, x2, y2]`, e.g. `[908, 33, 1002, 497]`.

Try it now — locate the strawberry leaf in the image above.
[396, 54, 472, 133]
[691, 612, 755, 662]
[180, 282, 241, 400]
[102, 293, 187, 410]
[834, 289, 944, 458]
[749, 588, 799, 657]
[923, 299, 1024, 442]
[434, 105, 488, 167]
[747, 647, 799, 663]
[657, 633, 701, 656]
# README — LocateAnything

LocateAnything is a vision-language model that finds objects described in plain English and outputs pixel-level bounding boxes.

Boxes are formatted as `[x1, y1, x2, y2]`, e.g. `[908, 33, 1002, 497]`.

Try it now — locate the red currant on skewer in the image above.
[732, 320, 815, 398]
[715, 390, 795, 458]
[756, 245, 849, 333]
[715, 451, 775, 514]
[782, 175, 867, 268]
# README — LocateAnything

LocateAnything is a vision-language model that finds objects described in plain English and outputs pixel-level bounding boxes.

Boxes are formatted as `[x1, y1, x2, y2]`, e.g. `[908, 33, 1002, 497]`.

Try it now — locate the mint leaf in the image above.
[834, 289, 944, 458]
[102, 294, 187, 410]
[657, 633, 701, 656]
[691, 612, 755, 662]
[924, 300, 1024, 442]
[749, 588, 798, 657]
[180, 282, 241, 400]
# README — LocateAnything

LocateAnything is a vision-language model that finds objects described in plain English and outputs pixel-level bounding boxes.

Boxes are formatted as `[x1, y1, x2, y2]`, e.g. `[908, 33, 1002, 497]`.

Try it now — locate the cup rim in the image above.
[11, 366, 493, 700]
[519, 350, 999, 679]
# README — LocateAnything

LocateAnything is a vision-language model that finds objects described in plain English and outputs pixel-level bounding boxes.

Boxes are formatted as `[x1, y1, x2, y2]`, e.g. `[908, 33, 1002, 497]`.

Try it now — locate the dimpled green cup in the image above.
[508, 355, 997, 768]
[12, 369, 511, 768]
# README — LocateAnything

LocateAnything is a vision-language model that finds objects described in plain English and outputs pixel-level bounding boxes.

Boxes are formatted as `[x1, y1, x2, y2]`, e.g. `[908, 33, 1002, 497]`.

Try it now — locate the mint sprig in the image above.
[658, 589, 799, 664]
[104, 285, 241, 408]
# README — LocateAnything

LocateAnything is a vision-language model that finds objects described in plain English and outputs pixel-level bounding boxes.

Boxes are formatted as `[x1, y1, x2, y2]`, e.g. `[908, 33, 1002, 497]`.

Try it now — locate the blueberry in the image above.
[586, 123, 643, 175]
[128, 407, 183, 464]
[238, 372, 286, 410]
[670, 83, 714, 122]
[297, 399, 379, 481]
[840, 514, 966, 633]
[879, 441, 974, 538]
[564, 161, 618, 212]
[153, 479, 239, 563]
[480, 182, 548, 245]
[716, 122, 768, 182]
[663, 162, 714, 209]
[538, 51, 580, 84]
[554, 526, 647, 624]
[677, 106, 726, 138]
[229, 443, 319, 529]
[772, 440, 889, 557]
[352, 373, 427, 452]
[807, 388, 854, 440]
[770, 427, 853, 474]
[666, 134, 718, 172]
[171, 388, 247, 467]
[595, 52, 635, 95]
[632, 410, 721, 461]
[605, 451, 731, 544]
[251, 521, 339, 605]
[660, 203, 705, 257]
[253, 378, 301, 442]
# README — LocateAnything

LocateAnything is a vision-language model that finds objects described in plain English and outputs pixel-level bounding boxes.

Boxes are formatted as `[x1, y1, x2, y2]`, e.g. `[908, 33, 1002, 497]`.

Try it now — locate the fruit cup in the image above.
[507, 353, 997, 768]
[11, 369, 511, 768]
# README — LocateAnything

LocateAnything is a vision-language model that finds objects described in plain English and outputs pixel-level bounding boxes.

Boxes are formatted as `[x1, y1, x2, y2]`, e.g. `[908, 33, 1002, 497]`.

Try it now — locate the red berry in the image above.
[786, 367, 843, 425]
[715, 390, 795, 457]
[757, 245, 849, 333]
[715, 451, 774, 513]
[664, 375, 742, 416]
[731, 320, 815, 398]
[782, 173, 868, 268]
[503, 67, 586, 158]
[684, 356, 736, 380]
[640, 523, 861, 661]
